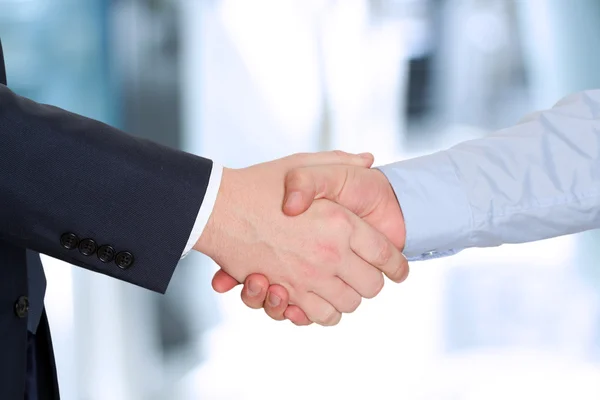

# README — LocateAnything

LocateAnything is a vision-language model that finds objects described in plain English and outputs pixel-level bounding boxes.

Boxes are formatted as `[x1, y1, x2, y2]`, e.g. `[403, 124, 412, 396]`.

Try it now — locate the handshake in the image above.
[193, 151, 408, 327]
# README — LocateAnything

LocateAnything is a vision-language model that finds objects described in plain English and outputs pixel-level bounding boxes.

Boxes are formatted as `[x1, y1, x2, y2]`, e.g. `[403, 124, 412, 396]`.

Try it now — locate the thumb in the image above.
[283, 165, 350, 216]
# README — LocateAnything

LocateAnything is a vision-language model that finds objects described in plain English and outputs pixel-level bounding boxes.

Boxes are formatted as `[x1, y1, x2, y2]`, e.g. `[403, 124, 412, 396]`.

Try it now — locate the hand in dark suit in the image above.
[0, 84, 404, 324]
[0, 38, 406, 398]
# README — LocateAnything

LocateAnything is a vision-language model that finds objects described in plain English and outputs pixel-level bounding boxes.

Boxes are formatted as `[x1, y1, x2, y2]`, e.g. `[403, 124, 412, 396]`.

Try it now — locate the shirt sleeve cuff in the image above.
[377, 151, 472, 260]
[180, 163, 223, 259]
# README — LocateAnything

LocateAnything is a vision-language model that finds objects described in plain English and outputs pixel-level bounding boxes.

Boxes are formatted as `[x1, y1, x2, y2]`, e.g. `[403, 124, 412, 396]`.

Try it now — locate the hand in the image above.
[196, 152, 406, 326]
[212, 163, 408, 325]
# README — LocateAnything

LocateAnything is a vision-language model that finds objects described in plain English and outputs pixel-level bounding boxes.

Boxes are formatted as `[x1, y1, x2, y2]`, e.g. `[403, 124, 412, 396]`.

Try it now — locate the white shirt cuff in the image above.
[180, 163, 223, 258]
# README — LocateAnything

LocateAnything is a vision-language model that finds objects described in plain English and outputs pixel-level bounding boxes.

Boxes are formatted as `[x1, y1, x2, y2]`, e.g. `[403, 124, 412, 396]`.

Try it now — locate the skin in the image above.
[195, 152, 407, 325]
[211, 163, 408, 325]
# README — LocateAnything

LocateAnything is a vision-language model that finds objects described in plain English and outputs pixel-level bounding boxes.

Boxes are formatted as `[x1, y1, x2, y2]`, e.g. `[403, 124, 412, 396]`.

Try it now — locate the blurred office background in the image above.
[2, 0, 600, 398]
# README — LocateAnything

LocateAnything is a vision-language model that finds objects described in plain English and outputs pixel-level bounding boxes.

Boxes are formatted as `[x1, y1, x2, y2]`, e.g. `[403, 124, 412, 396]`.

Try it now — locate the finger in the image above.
[295, 292, 342, 326]
[212, 269, 241, 293]
[263, 285, 290, 321]
[284, 305, 312, 326]
[336, 253, 385, 299]
[311, 277, 362, 313]
[240, 274, 270, 309]
[283, 165, 351, 216]
[396, 255, 410, 283]
[285, 150, 374, 170]
[350, 217, 408, 284]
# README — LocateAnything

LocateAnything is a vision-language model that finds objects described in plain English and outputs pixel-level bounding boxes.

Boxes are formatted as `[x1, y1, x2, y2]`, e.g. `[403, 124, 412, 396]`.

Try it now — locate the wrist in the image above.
[194, 167, 236, 257]
[382, 171, 406, 251]
[371, 168, 406, 251]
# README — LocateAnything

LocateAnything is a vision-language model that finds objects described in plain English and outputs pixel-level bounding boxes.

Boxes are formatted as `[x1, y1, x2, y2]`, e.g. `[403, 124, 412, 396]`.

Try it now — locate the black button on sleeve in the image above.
[78, 238, 98, 256]
[97, 245, 116, 263]
[60, 233, 79, 250]
[14, 296, 29, 318]
[115, 251, 134, 269]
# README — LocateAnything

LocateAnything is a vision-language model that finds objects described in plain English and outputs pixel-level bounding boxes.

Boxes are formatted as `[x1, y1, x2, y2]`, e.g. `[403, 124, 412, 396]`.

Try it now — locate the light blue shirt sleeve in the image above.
[379, 90, 600, 261]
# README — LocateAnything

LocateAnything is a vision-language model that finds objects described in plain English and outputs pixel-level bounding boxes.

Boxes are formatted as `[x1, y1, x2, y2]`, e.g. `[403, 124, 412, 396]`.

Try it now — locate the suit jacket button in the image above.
[97, 245, 116, 263]
[14, 296, 29, 318]
[115, 251, 134, 269]
[78, 238, 97, 256]
[60, 233, 79, 250]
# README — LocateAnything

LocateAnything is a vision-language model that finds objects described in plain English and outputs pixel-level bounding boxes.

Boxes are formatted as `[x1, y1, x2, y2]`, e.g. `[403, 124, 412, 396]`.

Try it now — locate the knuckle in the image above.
[286, 169, 307, 186]
[374, 239, 393, 265]
[314, 241, 343, 265]
[327, 207, 352, 230]
[363, 274, 385, 299]
[286, 176, 311, 196]
[343, 295, 362, 313]
[331, 149, 349, 159]
[299, 262, 320, 282]
[283, 153, 303, 164]
[287, 152, 311, 167]
[317, 307, 341, 326]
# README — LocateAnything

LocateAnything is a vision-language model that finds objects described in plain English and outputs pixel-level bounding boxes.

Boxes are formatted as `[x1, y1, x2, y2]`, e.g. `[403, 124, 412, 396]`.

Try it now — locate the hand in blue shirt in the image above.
[216, 90, 600, 325]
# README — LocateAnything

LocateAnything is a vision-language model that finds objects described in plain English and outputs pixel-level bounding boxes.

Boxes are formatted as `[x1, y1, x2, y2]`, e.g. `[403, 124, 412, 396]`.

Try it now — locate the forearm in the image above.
[381, 90, 600, 258]
[0, 84, 213, 292]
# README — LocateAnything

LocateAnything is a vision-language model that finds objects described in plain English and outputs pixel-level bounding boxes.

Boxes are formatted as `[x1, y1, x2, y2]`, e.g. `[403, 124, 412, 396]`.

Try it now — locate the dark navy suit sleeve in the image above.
[0, 84, 213, 293]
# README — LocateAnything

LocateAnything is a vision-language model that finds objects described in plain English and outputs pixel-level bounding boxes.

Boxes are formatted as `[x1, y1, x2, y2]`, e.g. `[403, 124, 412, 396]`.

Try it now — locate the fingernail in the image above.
[247, 281, 261, 297]
[268, 293, 281, 307]
[358, 152, 372, 159]
[284, 192, 301, 208]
